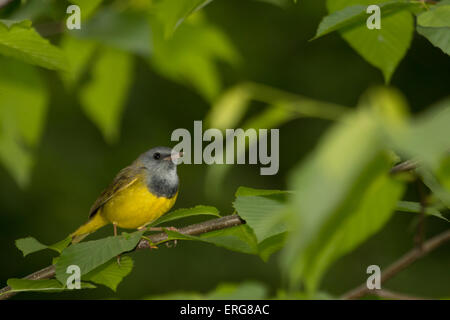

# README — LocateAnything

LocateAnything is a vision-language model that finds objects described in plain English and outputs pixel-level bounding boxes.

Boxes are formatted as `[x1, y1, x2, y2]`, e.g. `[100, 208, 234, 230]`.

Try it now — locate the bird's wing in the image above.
[89, 164, 142, 218]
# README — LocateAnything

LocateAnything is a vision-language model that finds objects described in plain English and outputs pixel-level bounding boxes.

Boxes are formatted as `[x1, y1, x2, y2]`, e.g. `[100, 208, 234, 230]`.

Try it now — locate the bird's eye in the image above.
[153, 152, 161, 160]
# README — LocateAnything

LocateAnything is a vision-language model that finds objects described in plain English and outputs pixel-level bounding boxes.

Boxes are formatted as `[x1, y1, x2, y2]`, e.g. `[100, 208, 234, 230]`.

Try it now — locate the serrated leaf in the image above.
[417, 26, 450, 56]
[0, 19, 32, 29]
[258, 232, 286, 262]
[70, 8, 151, 56]
[150, 14, 238, 101]
[79, 47, 133, 143]
[418, 167, 450, 209]
[163, 223, 259, 255]
[326, 0, 414, 82]
[282, 98, 405, 291]
[315, 4, 368, 39]
[206, 84, 252, 130]
[390, 98, 450, 170]
[59, 36, 98, 89]
[152, 0, 213, 37]
[15, 237, 47, 257]
[233, 191, 289, 243]
[0, 20, 68, 70]
[145, 281, 268, 300]
[235, 186, 289, 197]
[83, 256, 134, 291]
[396, 201, 449, 222]
[4, 279, 95, 295]
[55, 230, 144, 284]
[304, 173, 404, 292]
[205, 281, 268, 300]
[150, 205, 220, 227]
[163, 221, 282, 260]
[315, 2, 417, 39]
[0, 57, 48, 187]
[418, 5, 450, 28]
[15, 236, 73, 256]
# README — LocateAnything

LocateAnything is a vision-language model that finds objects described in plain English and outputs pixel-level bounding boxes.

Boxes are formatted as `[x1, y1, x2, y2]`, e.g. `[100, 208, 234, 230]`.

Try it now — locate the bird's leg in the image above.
[138, 226, 159, 250]
[146, 227, 179, 248]
[113, 223, 121, 265]
[142, 226, 179, 248]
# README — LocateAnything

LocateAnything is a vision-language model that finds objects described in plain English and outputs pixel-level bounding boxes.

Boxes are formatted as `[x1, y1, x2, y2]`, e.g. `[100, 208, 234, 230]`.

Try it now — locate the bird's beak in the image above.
[164, 151, 183, 162]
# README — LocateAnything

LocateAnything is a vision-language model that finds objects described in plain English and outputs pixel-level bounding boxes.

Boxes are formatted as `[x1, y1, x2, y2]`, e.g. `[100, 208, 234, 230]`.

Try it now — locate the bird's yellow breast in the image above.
[100, 179, 178, 229]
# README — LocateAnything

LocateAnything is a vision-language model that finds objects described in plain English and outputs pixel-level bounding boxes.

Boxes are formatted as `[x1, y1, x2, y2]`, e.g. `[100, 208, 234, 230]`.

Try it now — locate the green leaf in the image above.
[55, 230, 144, 284]
[418, 167, 450, 209]
[0, 20, 68, 70]
[390, 98, 450, 170]
[396, 201, 449, 222]
[235, 186, 289, 197]
[306, 173, 404, 292]
[204, 83, 349, 197]
[417, 26, 450, 56]
[258, 232, 286, 262]
[79, 47, 133, 143]
[164, 224, 259, 255]
[163, 221, 283, 261]
[0, 58, 48, 187]
[59, 36, 98, 89]
[15, 237, 47, 257]
[150, 13, 238, 101]
[69, 0, 103, 19]
[314, 5, 367, 39]
[206, 84, 252, 130]
[150, 205, 220, 226]
[205, 281, 268, 300]
[315, 2, 417, 39]
[0, 124, 33, 187]
[418, 5, 450, 28]
[436, 156, 450, 193]
[0, 20, 32, 29]
[16, 236, 71, 257]
[145, 281, 268, 300]
[282, 99, 404, 291]
[256, 0, 293, 7]
[70, 8, 151, 57]
[199, 224, 259, 254]
[4, 279, 95, 295]
[233, 190, 289, 242]
[83, 256, 134, 291]
[152, 0, 213, 37]
[326, 0, 414, 82]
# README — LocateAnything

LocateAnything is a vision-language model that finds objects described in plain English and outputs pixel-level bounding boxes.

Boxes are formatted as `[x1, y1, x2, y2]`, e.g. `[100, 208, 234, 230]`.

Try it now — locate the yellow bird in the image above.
[71, 147, 182, 243]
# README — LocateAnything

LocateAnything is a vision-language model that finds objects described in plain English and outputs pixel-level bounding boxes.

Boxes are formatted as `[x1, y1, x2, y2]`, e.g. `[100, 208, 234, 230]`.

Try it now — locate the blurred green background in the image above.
[0, 0, 449, 299]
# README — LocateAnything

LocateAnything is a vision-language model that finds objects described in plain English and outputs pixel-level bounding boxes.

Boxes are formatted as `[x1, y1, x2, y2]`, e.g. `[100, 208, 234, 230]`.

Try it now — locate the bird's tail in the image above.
[70, 213, 108, 244]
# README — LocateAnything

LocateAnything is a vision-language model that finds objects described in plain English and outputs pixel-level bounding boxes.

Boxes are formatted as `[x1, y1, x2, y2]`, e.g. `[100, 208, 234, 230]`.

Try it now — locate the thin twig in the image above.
[370, 289, 430, 300]
[0, 0, 14, 9]
[0, 215, 244, 300]
[342, 229, 450, 300]
[390, 160, 418, 174]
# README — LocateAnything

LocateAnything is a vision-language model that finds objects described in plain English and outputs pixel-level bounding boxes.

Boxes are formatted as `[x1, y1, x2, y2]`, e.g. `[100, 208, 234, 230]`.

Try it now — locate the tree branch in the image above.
[341, 229, 450, 300]
[0, 214, 244, 300]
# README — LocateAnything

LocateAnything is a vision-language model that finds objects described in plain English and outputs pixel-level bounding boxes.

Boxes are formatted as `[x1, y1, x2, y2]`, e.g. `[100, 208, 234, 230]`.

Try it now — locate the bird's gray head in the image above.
[138, 146, 182, 198]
